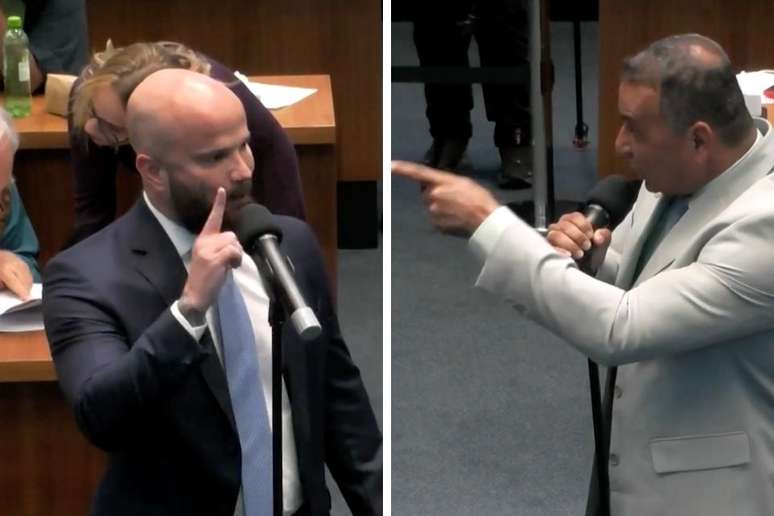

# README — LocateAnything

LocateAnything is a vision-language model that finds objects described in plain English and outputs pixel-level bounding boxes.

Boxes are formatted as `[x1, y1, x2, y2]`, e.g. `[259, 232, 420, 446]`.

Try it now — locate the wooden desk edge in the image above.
[0, 360, 57, 382]
[0, 330, 57, 383]
[15, 75, 336, 149]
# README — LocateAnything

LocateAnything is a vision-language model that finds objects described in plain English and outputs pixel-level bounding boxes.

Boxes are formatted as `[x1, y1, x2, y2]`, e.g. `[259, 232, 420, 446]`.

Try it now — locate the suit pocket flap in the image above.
[650, 432, 750, 474]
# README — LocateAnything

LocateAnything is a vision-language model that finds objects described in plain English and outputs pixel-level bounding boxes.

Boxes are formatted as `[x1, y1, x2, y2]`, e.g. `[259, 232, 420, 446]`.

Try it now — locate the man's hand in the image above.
[0, 250, 33, 300]
[178, 188, 243, 324]
[547, 211, 612, 265]
[391, 160, 500, 237]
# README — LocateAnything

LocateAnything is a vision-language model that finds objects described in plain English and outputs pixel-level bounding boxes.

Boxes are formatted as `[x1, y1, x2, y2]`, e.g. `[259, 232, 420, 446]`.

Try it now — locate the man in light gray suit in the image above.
[393, 34, 774, 515]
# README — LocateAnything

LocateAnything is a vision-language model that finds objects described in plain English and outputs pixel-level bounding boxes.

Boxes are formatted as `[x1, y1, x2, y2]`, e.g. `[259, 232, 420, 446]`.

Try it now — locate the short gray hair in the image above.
[0, 108, 19, 152]
[622, 34, 753, 146]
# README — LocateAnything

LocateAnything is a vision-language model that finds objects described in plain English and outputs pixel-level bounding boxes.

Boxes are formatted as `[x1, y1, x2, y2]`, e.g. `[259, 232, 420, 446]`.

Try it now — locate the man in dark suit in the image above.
[42, 69, 381, 516]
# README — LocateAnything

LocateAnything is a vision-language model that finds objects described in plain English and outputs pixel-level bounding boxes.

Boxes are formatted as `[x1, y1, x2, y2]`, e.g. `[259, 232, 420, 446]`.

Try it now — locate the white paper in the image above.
[736, 70, 774, 113]
[234, 71, 317, 110]
[0, 283, 42, 315]
[0, 307, 44, 332]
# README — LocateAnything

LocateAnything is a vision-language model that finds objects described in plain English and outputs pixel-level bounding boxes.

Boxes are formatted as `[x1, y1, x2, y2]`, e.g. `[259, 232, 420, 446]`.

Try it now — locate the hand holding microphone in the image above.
[547, 175, 641, 274]
[548, 212, 612, 259]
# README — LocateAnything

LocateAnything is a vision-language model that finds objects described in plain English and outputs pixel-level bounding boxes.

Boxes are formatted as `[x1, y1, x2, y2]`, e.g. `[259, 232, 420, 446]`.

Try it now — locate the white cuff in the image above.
[468, 205, 519, 262]
[171, 300, 207, 341]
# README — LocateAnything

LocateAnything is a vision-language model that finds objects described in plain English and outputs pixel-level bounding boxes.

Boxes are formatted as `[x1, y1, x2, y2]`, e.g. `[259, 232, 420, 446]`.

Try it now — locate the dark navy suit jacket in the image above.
[43, 200, 381, 516]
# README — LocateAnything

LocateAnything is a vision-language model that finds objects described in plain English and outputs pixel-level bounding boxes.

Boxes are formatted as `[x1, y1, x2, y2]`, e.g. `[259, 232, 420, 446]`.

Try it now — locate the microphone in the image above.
[576, 175, 641, 274]
[235, 203, 322, 340]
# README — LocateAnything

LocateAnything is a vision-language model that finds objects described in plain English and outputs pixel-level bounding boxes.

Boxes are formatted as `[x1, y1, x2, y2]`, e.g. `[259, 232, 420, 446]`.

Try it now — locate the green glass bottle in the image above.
[3, 16, 31, 118]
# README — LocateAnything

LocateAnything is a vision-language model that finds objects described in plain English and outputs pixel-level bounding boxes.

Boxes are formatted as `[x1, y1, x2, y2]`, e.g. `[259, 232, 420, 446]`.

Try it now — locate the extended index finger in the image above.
[201, 187, 226, 236]
[391, 160, 454, 185]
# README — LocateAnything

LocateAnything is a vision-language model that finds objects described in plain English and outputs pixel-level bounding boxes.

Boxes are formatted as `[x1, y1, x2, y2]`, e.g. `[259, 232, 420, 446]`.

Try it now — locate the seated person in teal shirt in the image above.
[0, 108, 39, 299]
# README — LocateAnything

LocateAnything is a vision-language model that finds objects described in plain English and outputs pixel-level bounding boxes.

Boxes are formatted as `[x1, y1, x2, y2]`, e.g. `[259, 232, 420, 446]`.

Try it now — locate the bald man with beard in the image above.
[42, 69, 381, 516]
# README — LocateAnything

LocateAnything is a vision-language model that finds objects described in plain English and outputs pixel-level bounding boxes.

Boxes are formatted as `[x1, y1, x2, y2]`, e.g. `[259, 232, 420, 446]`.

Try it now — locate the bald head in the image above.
[126, 68, 245, 159]
[126, 67, 255, 233]
[621, 33, 753, 146]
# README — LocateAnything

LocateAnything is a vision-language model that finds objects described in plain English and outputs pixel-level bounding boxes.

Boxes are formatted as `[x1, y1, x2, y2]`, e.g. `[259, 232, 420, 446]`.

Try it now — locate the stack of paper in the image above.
[0, 283, 44, 332]
[234, 71, 317, 110]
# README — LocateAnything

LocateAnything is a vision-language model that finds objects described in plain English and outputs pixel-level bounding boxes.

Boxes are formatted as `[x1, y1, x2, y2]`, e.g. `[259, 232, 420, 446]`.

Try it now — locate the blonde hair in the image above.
[71, 41, 212, 132]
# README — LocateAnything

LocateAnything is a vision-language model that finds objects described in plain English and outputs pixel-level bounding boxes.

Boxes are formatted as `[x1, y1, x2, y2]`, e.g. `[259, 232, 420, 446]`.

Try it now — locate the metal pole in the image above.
[269, 300, 284, 516]
[572, 10, 589, 148]
[529, 0, 548, 231]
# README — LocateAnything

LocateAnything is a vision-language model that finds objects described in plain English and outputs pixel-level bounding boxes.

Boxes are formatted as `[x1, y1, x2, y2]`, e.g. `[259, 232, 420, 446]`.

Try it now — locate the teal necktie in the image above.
[633, 196, 689, 282]
[218, 272, 273, 516]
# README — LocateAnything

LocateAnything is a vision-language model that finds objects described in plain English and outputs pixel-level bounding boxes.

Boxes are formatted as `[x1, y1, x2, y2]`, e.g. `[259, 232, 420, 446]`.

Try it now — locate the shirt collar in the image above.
[143, 192, 195, 258]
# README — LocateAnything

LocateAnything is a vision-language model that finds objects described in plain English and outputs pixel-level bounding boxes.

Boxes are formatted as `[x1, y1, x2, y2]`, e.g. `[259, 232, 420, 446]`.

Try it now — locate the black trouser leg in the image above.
[413, 2, 475, 142]
[474, 0, 531, 148]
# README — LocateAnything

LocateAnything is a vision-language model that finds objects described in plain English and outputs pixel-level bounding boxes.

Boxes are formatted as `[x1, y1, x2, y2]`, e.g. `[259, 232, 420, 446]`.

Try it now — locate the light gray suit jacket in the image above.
[475, 118, 774, 515]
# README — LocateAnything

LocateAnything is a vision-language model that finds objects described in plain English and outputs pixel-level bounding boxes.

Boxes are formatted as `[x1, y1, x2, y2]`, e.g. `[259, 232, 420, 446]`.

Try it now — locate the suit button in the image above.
[609, 453, 619, 467]
[614, 386, 622, 399]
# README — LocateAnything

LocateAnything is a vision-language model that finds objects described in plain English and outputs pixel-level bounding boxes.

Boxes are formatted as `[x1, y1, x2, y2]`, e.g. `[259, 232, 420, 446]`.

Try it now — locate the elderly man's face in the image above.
[614, 81, 697, 195]
[157, 105, 254, 234]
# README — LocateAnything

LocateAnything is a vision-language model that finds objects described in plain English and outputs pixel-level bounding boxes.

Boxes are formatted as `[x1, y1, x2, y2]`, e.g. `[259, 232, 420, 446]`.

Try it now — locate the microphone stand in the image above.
[255, 247, 284, 516]
[268, 296, 284, 516]
[587, 359, 610, 516]
[578, 251, 611, 516]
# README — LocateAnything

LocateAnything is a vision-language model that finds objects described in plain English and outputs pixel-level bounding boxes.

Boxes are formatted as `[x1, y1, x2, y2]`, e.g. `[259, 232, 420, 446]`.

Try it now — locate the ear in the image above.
[135, 153, 165, 192]
[689, 121, 713, 152]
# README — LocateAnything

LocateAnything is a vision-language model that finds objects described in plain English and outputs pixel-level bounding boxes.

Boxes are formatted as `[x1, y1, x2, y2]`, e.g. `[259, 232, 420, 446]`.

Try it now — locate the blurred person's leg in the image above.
[413, 1, 474, 171]
[475, 0, 532, 189]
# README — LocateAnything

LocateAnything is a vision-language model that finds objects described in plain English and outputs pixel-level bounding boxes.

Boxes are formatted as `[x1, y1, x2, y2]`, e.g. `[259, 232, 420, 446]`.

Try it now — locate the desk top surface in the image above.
[9, 74, 335, 150]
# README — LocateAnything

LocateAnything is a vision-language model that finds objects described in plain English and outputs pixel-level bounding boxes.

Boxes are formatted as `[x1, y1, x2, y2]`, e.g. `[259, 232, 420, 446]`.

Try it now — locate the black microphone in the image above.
[576, 175, 641, 274]
[235, 203, 322, 340]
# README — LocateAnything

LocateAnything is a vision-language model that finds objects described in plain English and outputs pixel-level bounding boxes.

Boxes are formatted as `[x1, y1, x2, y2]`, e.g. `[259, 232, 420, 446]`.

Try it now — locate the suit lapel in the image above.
[199, 330, 237, 430]
[123, 200, 237, 432]
[616, 189, 665, 289]
[125, 200, 188, 307]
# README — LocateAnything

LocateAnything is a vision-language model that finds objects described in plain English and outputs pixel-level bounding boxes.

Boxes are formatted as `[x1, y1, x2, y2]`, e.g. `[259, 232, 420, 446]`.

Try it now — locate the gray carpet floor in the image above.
[326, 240, 383, 515]
[392, 20, 602, 515]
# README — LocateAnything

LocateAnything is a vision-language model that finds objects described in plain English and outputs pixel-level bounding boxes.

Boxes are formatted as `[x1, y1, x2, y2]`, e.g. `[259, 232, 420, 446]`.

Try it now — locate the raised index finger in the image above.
[391, 160, 453, 185]
[201, 187, 226, 236]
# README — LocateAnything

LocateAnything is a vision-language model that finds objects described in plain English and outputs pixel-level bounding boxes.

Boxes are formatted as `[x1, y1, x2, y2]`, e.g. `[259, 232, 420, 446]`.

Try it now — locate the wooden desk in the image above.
[10, 74, 338, 284]
[0, 330, 105, 515]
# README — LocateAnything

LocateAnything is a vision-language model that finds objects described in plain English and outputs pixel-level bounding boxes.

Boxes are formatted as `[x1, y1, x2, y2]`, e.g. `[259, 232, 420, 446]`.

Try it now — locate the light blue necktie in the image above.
[217, 272, 273, 516]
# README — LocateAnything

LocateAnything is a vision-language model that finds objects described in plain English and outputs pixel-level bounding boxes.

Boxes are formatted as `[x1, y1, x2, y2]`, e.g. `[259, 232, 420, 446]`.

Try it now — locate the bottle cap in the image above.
[7, 16, 22, 29]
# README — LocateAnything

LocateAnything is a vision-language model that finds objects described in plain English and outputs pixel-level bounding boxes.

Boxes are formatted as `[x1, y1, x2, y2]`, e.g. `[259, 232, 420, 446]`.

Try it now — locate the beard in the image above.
[167, 174, 253, 234]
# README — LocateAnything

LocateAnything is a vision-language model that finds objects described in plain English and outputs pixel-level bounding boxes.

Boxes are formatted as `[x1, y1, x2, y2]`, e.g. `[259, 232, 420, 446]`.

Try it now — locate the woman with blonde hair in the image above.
[66, 41, 305, 245]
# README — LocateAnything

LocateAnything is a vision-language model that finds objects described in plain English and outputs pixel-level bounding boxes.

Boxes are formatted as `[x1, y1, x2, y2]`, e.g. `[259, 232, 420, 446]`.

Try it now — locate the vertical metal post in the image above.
[529, 0, 548, 231]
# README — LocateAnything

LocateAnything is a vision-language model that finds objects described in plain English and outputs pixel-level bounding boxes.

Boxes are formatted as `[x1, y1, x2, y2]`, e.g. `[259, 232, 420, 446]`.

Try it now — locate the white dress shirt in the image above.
[144, 193, 302, 516]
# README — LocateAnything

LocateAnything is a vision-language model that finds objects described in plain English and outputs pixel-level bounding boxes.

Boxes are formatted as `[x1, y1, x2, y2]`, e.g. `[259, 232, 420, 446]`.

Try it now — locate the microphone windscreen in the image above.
[585, 175, 642, 228]
[235, 203, 283, 247]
